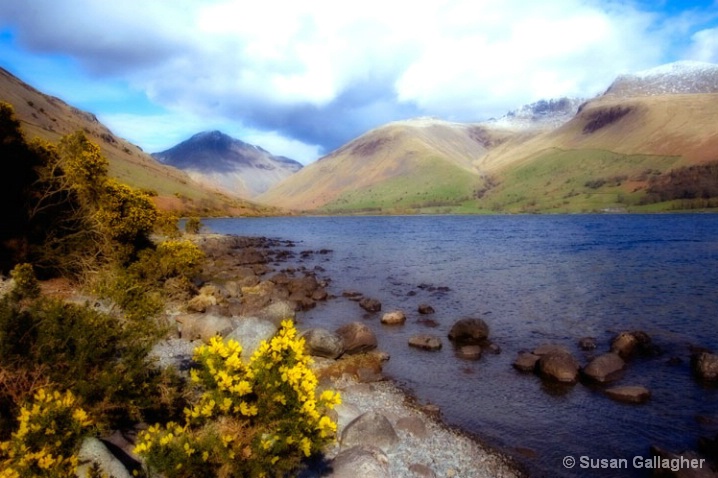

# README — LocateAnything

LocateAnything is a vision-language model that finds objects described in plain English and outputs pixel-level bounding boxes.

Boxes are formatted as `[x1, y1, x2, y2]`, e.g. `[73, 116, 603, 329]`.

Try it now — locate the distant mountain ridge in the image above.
[259, 60, 718, 214]
[153, 131, 302, 198]
[605, 61, 718, 97]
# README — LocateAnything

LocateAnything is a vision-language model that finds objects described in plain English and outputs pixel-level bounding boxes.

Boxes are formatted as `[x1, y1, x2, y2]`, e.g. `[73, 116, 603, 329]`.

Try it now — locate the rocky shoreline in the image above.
[14, 231, 718, 477]
[150, 233, 524, 478]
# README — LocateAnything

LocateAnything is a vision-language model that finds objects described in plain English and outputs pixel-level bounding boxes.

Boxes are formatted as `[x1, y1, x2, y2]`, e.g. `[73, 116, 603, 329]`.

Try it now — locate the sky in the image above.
[1, 0, 717, 164]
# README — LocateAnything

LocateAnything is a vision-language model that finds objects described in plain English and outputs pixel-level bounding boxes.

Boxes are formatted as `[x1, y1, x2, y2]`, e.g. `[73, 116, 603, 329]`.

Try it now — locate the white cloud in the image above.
[394, 0, 662, 117]
[1, 0, 712, 158]
[688, 27, 718, 62]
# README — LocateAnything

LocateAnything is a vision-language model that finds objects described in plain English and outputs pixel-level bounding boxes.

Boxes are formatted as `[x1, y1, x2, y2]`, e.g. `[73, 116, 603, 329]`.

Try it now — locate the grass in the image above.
[320, 156, 483, 214]
[480, 148, 682, 213]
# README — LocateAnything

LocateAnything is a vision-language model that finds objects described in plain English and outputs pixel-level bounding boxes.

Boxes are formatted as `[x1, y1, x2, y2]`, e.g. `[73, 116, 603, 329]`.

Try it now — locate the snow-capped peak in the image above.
[483, 97, 585, 131]
[631, 61, 718, 79]
[606, 61, 718, 97]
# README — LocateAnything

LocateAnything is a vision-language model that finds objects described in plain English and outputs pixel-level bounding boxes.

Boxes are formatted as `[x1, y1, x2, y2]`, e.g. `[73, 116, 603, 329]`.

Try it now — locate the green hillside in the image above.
[484, 149, 682, 213]
[321, 156, 483, 214]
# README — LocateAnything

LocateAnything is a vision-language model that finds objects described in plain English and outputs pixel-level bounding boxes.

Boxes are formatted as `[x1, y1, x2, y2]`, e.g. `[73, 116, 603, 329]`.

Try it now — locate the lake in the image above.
[204, 214, 718, 477]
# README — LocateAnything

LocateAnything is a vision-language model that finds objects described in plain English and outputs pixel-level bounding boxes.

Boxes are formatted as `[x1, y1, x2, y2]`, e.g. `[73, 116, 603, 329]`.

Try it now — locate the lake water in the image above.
[204, 214, 718, 477]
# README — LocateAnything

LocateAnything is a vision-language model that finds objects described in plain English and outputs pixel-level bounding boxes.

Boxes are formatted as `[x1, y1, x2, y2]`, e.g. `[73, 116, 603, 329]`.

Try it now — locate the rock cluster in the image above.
[513, 331, 655, 403]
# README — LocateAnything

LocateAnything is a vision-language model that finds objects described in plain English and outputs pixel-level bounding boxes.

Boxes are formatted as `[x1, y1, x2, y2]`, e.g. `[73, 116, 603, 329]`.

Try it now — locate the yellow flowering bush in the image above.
[135, 320, 341, 477]
[0, 388, 94, 478]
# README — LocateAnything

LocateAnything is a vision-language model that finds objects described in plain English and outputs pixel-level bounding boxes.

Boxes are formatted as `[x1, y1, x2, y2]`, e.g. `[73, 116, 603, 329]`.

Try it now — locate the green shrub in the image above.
[97, 239, 204, 319]
[135, 320, 341, 478]
[131, 240, 204, 283]
[9, 263, 40, 300]
[184, 217, 202, 235]
[0, 294, 184, 431]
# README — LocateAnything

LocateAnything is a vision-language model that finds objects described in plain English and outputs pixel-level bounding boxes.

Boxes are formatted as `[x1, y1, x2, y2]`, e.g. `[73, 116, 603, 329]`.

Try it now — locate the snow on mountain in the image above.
[605, 61, 718, 97]
[484, 97, 585, 131]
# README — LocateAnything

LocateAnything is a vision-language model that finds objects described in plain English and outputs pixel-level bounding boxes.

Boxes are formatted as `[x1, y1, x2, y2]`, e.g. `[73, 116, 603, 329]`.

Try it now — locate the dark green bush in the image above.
[9, 263, 40, 300]
[0, 293, 186, 431]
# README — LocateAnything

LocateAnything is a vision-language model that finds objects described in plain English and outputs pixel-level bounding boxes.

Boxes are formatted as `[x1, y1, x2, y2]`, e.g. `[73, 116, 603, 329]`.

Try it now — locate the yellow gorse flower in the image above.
[134, 319, 341, 477]
[0, 388, 94, 477]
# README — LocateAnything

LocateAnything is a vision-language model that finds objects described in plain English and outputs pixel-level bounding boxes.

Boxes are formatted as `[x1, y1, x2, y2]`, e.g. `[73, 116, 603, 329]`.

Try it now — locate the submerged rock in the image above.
[408, 334, 443, 351]
[418, 304, 435, 315]
[538, 352, 580, 384]
[582, 353, 626, 383]
[456, 345, 482, 360]
[359, 297, 382, 313]
[610, 330, 653, 359]
[513, 352, 541, 373]
[381, 310, 406, 325]
[578, 337, 597, 351]
[448, 318, 489, 344]
[693, 351, 718, 381]
[605, 385, 651, 404]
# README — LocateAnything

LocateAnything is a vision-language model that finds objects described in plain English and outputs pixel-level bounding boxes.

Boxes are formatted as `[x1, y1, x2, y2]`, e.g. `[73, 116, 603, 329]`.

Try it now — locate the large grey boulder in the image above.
[226, 316, 278, 357]
[256, 300, 296, 326]
[332, 401, 362, 435]
[175, 314, 233, 342]
[582, 353, 626, 383]
[336, 322, 378, 354]
[329, 445, 391, 478]
[448, 318, 489, 344]
[75, 437, 132, 478]
[301, 328, 345, 359]
[341, 411, 400, 453]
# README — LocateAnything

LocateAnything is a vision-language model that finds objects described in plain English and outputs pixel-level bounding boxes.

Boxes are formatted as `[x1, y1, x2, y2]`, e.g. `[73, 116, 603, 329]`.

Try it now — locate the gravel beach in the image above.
[318, 376, 522, 478]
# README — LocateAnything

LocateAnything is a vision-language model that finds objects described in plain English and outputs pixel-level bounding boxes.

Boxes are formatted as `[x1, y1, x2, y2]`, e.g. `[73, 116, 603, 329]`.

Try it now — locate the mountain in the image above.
[0, 67, 273, 216]
[259, 61, 718, 214]
[604, 61, 718, 97]
[486, 97, 586, 130]
[152, 131, 302, 198]
[257, 118, 512, 212]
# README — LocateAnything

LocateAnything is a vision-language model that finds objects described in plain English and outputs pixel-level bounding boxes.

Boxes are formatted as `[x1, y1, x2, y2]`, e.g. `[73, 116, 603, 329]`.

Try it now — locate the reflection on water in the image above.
[205, 214, 718, 477]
